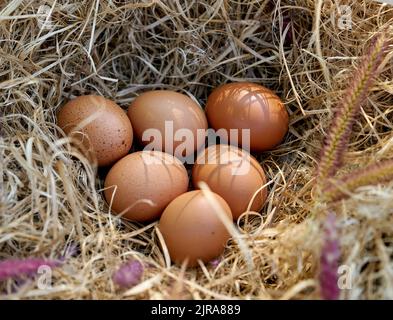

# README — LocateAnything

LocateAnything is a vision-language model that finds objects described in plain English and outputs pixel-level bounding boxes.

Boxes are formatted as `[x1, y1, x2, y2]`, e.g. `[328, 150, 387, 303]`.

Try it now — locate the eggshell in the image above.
[158, 190, 232, 267]
[205, 82, 289, 152]
[192, 144, 268, 220]
[57, 95, 133, 167]
[104, 151, 189, 222]
[127, 90, 208, 159]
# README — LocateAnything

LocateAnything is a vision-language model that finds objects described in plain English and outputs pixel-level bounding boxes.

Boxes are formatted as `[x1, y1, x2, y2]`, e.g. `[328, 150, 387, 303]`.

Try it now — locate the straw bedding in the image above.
[1, 0, 393, 299]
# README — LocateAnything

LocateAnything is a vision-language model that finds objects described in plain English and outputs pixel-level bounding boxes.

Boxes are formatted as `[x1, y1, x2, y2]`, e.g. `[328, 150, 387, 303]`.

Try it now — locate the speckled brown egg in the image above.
[192, 144, 268, 220]
[104, 151, 189, 222]
[205, 82, 289, 152]
[127, 90, 208, 160]
[158, 190, 232, 267]
[57, 95, 133, 167]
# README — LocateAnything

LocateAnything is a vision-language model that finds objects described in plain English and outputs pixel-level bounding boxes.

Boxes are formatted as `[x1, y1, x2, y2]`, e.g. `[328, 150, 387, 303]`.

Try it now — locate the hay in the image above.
[1, 0, 393, 299]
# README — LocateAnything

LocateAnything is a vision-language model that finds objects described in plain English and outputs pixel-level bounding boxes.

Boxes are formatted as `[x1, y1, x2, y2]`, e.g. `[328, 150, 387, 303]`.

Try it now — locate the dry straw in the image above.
[1, 0, 393, 299]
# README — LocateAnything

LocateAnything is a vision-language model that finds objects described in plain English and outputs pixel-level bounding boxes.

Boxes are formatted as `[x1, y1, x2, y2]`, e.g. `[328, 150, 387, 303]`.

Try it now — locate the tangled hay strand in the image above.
[1, 0, 393, 299]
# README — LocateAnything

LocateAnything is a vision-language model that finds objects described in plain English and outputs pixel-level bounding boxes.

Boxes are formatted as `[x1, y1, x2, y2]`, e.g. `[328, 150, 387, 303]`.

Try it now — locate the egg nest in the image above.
[1, 0, 393, 299]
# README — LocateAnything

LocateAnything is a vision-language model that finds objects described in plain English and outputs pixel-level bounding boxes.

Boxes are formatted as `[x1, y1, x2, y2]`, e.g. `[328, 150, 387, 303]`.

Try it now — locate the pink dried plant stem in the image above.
[0, 258, 62, 281]
[317, 32, 388, 185]
[319, 212, 340, 300]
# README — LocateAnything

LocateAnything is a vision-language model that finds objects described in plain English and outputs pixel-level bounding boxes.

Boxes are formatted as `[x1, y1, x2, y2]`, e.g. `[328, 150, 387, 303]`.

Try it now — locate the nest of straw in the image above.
[1, 0, 393, 299]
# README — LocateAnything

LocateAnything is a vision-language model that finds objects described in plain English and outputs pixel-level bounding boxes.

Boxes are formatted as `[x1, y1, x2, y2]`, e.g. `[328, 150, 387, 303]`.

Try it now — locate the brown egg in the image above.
[192, 144, 268, 220]
[104, 151, 188, 222]
[127, 90, 208, 160]
[57, 95, 133, 167]
[158, 190, 232, 267]
[205, 82, 289, 152]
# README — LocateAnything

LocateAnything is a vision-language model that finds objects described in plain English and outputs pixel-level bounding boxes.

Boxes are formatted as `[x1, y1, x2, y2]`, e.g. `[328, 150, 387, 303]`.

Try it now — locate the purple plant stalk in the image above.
[317, 32, 388, 183]
[209, 257, 222, 268]
[319, 212, 340, 300]
[113, 259, 144, 288]
[0, 258, 62, 281]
